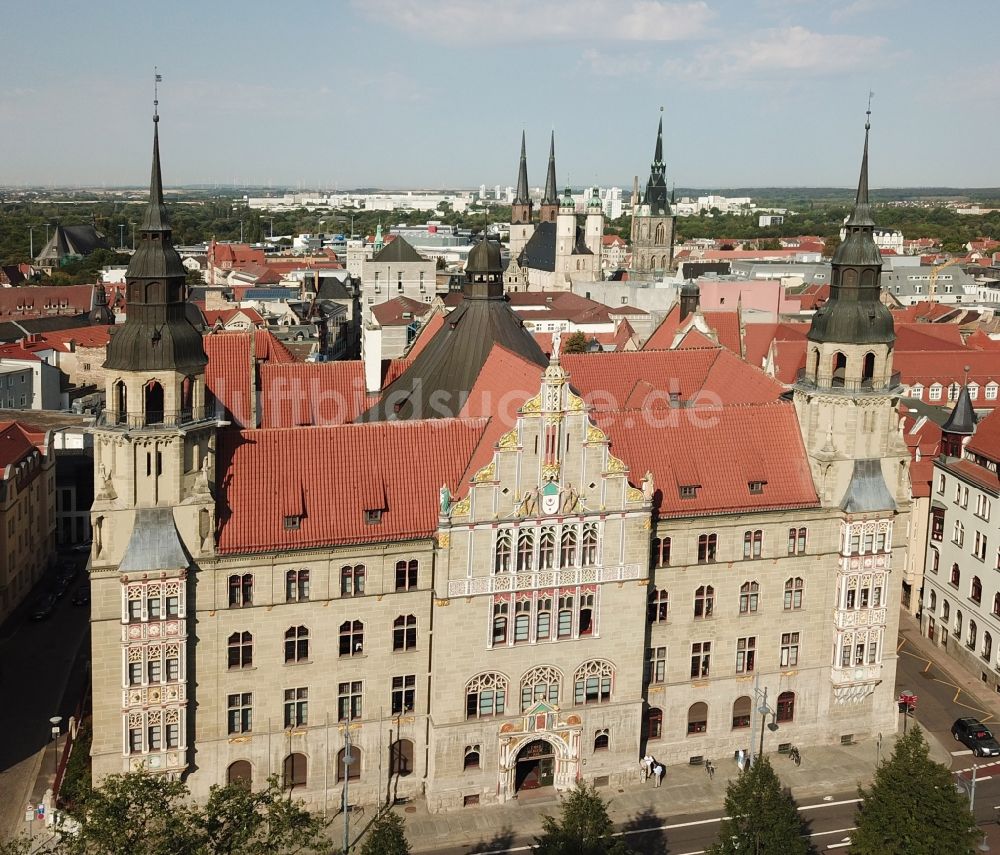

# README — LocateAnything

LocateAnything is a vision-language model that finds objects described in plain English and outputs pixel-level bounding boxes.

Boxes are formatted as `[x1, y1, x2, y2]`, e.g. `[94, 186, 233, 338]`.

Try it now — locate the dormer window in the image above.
[679, 485, 698, 499]
[284, 515, 301, 531]
[364, 509, 383, 525]
[748, 481, 766, 495]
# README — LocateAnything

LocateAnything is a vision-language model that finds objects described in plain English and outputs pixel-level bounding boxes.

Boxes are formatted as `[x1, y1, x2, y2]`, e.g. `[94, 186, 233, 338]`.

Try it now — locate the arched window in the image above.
[339, 620, 364, 656]
[776, 691, 795, 723]
[862, 352, 876, 384]
[579, 591, 594, 636]
[594, 730, 610, 751]
[114, 380, 128, 424]
[739, 581, 759, 614]
[951, 563, 961, 587]
[466, 672, 508, 718]
[495, 531, 513, 574]
[968, 620, 978, 650]
[227, 760, 252, 788]
[284, 626, 309, 663]
[557, 593, 574, 638]
[645, 707, 663, 740]
[687, 702, 708, 734]
[341, 564, 365, 596]
[390, 739, 414, 777]
[336, 746, 361, 782]
[811, 348, 820, 380]
[654, 223, 666, 245]
[985, 632, 993, 662]
[560, 528, 578, 568]
[538, 527, 556, 569]
[463, 745, 481, 769]
[514, 599, 531, 643]
[648, 589, 669, 623]
[536, 596, 552, 640]
[144, 380, 164, 425]
[956, 610, 963, 637]
[732, 696, 752, 729]
[743, 530, 763, 559]
[942, 600, 950, 620]
[651, 536, 671, 567]
[784, 577, 804, 610]
[574, 660, 614, 705]
[972, 576, 983, 604]
[517, 530, 534, 572]
[493, 600, 509, 644]
[994, 593, 1000, 618]
[694, 585, 714, 618]
[581, 523, 599, 566]
[930, 590, 937, 612]
[180, 376, 194, 419]
[393, 614, 417, 651]
[285, 569, 310, 602]
[227, 631, 252, 669]
[521, 665, 561, 711]
[832, 352, 847, 387]
[283, 753, 307, 789]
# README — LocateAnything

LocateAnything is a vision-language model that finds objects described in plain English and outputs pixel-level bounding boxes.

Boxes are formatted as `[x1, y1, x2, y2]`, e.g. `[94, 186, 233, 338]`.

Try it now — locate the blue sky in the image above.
[2, 0, 998, 189]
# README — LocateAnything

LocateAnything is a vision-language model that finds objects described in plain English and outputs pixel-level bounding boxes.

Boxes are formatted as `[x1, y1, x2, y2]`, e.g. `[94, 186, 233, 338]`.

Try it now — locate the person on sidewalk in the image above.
[640, 754, 654, 782]
[652, 763, 664, 788]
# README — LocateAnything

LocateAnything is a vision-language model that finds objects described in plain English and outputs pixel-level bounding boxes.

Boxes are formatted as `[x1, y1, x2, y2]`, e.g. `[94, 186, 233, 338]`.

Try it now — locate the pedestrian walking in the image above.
[652, 763, 664, 788]
[706, 759, 715, 780]
[640, 754, 654, 782]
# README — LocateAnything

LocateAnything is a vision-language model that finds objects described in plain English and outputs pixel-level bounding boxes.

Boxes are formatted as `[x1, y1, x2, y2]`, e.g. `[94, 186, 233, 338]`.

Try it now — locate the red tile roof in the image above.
[204, 330, 296, 428]
[0, 420, 44, 469]
[37, 326, 112, 349]
[674, 328, 719, 349]
[203, 308, 265, 328]
[967, 408, 1000, 460]
[371, 296, 433, 327]
[216, 418, 489, 553]
[597, 400, 818, 517]
[261, 361, 369, 427]
[0, 285, 95, 319]
[702, 311, 742, 355]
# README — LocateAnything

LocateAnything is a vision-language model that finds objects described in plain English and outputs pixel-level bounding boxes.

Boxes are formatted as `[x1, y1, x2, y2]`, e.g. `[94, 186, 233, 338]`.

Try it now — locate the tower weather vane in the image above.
[866, 90, 874, 129]
[154, 68, 162, 121]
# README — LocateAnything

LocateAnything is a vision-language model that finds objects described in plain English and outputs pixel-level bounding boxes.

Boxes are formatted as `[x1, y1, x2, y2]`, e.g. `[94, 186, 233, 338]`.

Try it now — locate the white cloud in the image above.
[830, 0, 900, 22]
[581, 49, 653, 77]
[356, 0, 715, 42]
[669, 26, 890, 84]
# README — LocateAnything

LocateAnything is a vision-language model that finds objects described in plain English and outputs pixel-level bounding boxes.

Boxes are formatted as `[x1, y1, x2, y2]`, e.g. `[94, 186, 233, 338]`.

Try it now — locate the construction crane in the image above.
[928, 256, 960, 301]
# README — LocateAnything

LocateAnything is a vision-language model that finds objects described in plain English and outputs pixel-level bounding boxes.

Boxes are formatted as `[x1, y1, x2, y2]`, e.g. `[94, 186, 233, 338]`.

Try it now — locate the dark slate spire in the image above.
[104, 107, 207, 375]
[807, 110, 893, 346]
[514, 131, 530, 205]
[542, 132, 558, 205]
[942, 384, 977, 436]
[644, 112, 669, 216]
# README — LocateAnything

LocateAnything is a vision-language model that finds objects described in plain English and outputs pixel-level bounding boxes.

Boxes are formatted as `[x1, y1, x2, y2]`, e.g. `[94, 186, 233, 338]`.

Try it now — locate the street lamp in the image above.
[746, 676, 778, 766]
[49, 715, 62, 742]
[130, 221, 136, 250]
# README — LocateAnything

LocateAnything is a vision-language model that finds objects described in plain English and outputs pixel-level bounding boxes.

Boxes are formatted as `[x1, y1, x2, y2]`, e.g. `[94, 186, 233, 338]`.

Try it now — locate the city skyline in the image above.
[2, 0, 999, 188]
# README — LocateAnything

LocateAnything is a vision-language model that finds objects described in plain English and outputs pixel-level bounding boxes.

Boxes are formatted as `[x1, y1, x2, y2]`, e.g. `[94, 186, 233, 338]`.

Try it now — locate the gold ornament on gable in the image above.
[497, 429, 519, 450]
[586, 424, 606, 444]
[473, 460, 496, 483]
[606, 454, 628, 474]
[437, 532, 451, 548]
[521, 394, 541, 414]
[450, 496, 470, 517]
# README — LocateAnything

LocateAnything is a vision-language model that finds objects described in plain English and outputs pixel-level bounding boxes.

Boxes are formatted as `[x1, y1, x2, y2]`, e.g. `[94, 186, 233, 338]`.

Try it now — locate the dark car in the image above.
[30, 594, 57, 621]
[71, 588, 90, 607]
[952, 717, 1000, 757]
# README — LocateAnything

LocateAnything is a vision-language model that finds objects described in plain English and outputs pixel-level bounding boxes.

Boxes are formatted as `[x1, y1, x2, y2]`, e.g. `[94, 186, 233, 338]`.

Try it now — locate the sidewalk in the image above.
[402, 733, 901, 854]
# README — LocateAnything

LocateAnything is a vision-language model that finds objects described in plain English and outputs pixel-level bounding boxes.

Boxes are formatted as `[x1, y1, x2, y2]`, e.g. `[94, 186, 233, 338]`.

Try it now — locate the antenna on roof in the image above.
[153, 67, 162, 123]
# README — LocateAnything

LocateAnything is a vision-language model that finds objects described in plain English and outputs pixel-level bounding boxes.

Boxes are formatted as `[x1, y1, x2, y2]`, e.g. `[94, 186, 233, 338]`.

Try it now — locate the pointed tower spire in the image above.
[942, 382, 977, 438]
[141, 118, 170, 232]
[845, 98, 874, 227]
[514, 130, 530, 205]
[654, 113, 664, 164]
[644, 109, 669, 216]
[539, 131, 559, 222]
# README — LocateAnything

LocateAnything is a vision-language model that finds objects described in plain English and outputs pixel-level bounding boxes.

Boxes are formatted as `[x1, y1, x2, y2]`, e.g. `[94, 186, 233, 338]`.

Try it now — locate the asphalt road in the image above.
[0, 553, 91, 839]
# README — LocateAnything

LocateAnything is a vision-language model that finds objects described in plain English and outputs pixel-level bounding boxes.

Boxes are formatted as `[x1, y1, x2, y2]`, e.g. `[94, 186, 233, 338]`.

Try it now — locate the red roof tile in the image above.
[216, 418, 489, 553]
[204, 330, 296, 428]
[0, 285, 95, 319]
[702, 310, 742, 355]
[674, 328, 719, 349]
[371, 296, 433, 327]
[967, 408, 1000, 460]
[261, 361, 369, 427]
[597, 400, 818, 517]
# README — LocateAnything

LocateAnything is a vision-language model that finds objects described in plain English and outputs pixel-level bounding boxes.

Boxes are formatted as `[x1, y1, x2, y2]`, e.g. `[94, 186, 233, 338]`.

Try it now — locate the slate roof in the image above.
[0, 315, 95, 343]
[316, 279, 353, 301]
[518, 222, 592, 273]
[839, 459, 896, 512]
[215, 418, 490, 553]
[372, 235, 425, 264]
[35, 225, 109, 263]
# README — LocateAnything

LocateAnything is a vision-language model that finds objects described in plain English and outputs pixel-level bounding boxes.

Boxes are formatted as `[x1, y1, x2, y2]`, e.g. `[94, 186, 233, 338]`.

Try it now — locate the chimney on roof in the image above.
[363, 322, 383, 395]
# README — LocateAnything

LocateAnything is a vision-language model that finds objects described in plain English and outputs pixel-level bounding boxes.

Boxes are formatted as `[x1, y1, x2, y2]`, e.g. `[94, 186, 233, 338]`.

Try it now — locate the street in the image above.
[0, 554, 91, 840]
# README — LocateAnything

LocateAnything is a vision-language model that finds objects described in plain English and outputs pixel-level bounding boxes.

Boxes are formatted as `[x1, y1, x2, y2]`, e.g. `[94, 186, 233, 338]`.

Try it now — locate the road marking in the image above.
[952, 749, 974, 756]
[897, 637, 994, 723]
[827, 843, 851, 850]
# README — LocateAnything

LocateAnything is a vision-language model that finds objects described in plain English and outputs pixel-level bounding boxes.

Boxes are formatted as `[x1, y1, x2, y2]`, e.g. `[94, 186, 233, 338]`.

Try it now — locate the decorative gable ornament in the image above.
[541, 481, 560, 515]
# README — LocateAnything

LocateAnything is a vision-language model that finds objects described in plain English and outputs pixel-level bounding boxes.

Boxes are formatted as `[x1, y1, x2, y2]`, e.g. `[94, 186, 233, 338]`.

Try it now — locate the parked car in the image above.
[952, 717, 1000, 757]
[71, 588, 90, 607]
[30, 595, 57, 621]
[70, 542, 92, 554]
[54, 577, 72, 599]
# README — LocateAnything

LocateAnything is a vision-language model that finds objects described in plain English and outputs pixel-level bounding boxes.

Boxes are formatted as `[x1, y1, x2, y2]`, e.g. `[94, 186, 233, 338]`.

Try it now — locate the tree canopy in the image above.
[358, 810, 411, 855]
[533, 783, 632, 855]
[852, 725, 979, 855]
[708, 755, 807, 855]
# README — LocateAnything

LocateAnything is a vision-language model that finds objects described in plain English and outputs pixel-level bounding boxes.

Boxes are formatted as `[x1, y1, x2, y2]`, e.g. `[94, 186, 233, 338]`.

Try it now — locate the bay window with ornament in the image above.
[492, 521, 603, 575]
[489, 587, 599, 647]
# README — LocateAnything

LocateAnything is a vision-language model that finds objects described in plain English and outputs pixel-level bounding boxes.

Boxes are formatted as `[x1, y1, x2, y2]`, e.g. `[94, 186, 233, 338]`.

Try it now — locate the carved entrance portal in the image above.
[497, 702, 581, 801]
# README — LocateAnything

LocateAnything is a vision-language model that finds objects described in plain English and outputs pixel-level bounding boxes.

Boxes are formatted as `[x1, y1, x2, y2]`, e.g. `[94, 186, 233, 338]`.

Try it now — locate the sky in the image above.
[2, 0, 999, 190]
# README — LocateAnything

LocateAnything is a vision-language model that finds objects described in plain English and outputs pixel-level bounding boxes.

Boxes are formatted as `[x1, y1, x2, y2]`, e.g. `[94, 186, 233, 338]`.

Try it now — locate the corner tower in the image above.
[630, 113, 674, 274]
[90, 101, 217, 781]
[510, 132, 535, 260]
[793, 112, 910, 720]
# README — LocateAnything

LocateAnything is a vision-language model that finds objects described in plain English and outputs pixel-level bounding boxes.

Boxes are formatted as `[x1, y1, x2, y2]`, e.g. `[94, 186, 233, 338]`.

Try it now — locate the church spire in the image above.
[845, 104, 874, 228]
[654, 114, 664, 165]
[141, 117, 170, 232]
[644, 110, 669, 216]
[539, 131, 559, 222]
[515, 131, 530, 205]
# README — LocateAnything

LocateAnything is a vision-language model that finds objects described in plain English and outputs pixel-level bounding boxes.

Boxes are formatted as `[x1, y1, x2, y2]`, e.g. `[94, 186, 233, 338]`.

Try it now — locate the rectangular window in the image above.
[780, 632, 800, 667]
[338, 681, 363, 722]
[165, 595, 179, 618]
[391, 674, 416, 715]
[227, 692, 253, 734]
[165, 657, 179, 682]
[646, 646, 666, 684]
[697, 533, 717, 564]
[146, 596, 161, 620]
[147, 659, 161, 684]
[736, 636, 756, 674]
[128, 598, 142, 621]
[165, 723, 179, 749]
[147, 725, 162, 751]
[284, 687, 308, 728]
[128, 727, 143, 754]
[128, 661, 142, 686]
[690, 641, 711, 678]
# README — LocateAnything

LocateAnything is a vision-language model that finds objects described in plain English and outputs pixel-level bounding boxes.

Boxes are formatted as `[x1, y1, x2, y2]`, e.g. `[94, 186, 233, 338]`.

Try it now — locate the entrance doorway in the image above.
[927, 617, 935, 642]
[515, 739, 555, 792]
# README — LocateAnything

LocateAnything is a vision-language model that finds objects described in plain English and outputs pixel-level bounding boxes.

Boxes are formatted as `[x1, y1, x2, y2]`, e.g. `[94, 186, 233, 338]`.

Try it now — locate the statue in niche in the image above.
[194, 453, 212, 495]
[560, 484, 581, 514]
[96, 464, 116, 501]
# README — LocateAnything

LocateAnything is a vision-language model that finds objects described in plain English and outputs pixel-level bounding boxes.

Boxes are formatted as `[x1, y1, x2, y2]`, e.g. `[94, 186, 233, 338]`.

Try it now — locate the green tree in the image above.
[708, 756, 807, 855]
[563, 331, 589, 354]
[358, 810, 410, 855]
[533, 783, 632, 855]
[852, 725, 978, 855]
[59, 721, 93, 818]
